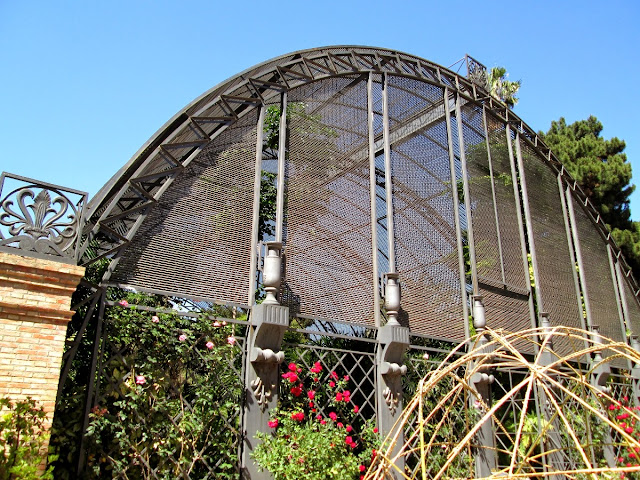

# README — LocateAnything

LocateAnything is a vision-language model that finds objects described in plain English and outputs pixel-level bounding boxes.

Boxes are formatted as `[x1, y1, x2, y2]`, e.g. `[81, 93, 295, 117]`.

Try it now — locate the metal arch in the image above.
[78, 45, 640, 301]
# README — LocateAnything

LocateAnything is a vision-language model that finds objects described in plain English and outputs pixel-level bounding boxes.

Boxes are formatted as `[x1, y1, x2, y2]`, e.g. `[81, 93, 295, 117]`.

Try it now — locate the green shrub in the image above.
[0, 396, 56, 480]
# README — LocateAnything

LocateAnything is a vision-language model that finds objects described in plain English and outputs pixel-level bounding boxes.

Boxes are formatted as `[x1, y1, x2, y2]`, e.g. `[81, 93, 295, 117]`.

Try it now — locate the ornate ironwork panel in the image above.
[388, 75, 464, 340]
[110, 110, 259, 306]
[283, 75, 374, 324]
[0, 172, 86, 263]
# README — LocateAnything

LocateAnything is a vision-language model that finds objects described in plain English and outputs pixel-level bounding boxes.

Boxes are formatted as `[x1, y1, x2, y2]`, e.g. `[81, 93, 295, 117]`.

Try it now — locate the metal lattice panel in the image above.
[283, 76, 374, 324]
[111, 110, 259, 305]
[519, 140, 585, 356]
[389, 79, 464, 340]
[571, 196, 626, 344]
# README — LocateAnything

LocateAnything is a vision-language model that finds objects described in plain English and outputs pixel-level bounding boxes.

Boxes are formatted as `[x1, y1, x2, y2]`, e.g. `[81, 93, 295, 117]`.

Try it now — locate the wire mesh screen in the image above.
[463, 109, 531, 334]
[619, 267, 640, 337]
[518, 141, 585, 356]
[283, 76, 374, 324]
[111, 110, 259, 306]
[388, 77, 464, 340]
[571, 197, 626, 345]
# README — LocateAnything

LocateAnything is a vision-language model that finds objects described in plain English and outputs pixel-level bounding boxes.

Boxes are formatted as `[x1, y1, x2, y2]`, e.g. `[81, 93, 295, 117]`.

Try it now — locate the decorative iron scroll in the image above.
[465, 54, 488, 90]
[0, 172, 87, 263]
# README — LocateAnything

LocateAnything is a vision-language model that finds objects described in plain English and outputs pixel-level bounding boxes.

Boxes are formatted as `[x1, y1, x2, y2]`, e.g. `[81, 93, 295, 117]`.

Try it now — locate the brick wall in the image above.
[0, 251, 84, 431]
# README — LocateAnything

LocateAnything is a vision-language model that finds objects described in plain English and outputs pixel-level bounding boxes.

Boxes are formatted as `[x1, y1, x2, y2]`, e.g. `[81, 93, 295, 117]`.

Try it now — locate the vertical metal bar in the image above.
[616, 260, 632, 335]
[248, 105, 266, 305]
[454, 94, 478, 295]
[482, 106, 506, 285]
[512, 129, 543, 320]
[77, 289, 106, 476]
[557, 174, 588, 331]
[607, 244, 629, 348]
[368, 73, 381, 327]
[381, 73, 396, 273]
[566, 189, 593, 329]
[275, 92, 287, 243]
[444, 87, 470, 337]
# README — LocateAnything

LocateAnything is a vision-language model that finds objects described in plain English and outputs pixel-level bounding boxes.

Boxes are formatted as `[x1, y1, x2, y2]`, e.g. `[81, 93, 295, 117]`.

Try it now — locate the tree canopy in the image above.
[540, 116, 640, 276]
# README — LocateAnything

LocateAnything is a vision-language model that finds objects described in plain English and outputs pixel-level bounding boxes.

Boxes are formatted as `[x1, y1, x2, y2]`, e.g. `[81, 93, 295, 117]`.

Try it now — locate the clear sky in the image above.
[1, 1, 639, 217]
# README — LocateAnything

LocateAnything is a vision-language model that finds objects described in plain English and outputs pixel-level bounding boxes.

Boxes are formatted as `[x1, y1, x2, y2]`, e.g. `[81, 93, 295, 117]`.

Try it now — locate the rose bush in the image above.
[252, 360, 379, 479]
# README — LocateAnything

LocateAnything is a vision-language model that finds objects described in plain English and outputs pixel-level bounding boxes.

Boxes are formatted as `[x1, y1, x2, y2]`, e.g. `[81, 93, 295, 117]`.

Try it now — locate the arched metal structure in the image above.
[78, 45, 640, 344]
[31, 45, 640, 478]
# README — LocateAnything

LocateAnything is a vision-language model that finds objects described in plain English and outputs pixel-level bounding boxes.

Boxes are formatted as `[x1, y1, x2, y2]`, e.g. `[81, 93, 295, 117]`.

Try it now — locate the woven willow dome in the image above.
[81, 45, 640, 343]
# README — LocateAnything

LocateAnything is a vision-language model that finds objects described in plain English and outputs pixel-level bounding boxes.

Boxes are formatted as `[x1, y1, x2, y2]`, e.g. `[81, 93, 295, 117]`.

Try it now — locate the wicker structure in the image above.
[4, 45, 640, 478]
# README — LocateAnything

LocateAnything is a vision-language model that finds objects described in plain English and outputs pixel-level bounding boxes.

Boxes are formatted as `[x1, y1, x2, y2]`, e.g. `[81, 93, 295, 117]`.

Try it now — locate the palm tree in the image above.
[487, 66, 521, 108]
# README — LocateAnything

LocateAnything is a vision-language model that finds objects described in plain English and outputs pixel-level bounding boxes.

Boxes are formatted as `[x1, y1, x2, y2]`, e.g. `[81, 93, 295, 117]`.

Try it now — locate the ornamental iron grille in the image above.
[0, 172, 86, 263]
[33, 46, 640, 478]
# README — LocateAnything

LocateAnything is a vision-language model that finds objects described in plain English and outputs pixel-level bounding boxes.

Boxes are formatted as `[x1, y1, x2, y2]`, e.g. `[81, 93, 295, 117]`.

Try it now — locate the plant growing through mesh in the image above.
[252, 361, 379, 479]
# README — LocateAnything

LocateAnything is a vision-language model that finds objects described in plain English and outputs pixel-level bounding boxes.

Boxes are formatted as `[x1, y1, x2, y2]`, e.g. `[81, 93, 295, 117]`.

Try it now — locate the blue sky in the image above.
[1, 1, 639, 217]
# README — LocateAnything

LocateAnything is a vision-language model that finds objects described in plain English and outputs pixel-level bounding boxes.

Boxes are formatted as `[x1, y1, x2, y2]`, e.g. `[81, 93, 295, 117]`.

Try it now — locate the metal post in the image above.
[558, 175, 588, 332]
[481, 106, 506, 285]
[443, 88, 470, 336]
[241, 240, 289, 479]
[469, 296, 496, 478]
[565, 189, 593, 330]
[368, 73, 381, 327]
[77, 289, 106, 476]
[382, 72, 396, 274]
[275, 92, 287, 243]
[511, 128, 542, 327]
[454, 94, 478, 296]
[248, 105, 266, 305]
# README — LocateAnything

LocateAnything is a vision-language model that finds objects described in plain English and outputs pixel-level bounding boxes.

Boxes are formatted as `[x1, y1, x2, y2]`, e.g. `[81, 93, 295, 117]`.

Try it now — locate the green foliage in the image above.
[252, 361, 378, 479]
[0, 397, 56, 480]
[541, 116, 639, 276]
[52, 290, 244, 479]
[487, 66, 521, 108]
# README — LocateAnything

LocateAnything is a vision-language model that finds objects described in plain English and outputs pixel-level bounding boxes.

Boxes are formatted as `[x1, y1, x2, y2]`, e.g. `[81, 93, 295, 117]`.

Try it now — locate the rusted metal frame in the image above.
[352, 51, 381, 71]
[381, 72, 396, 273]
[100, 201, 155, 225]
[510, 126, 540, 329]
[558, 174, 589, 332]
[367, 72, 382, 327]
[328, 52, 359, 73]
[482, 106, 507, 285]
[377, 53, 402, 73]
[454, 91, 479, 296]
[276, 65, 312, 89]
[607, 242, 630, 347]
[443, 87, 470, 338]
[275, 91, 287, 243]
[248, 105, 265, 306]
[566, 188, 594, 330]
[76, 289, 106, 476]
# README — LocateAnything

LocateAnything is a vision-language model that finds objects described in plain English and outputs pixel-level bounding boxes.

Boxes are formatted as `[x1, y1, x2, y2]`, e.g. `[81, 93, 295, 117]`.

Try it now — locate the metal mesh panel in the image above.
[283, 76, 374, 324]
[389, 82, 464, 340]
[619, 269, 640, 337]
[519, 140, 585, 356]
[111, 110, 259, 306]
[571, 197, 626, 344]
[462, 109, 531, 333]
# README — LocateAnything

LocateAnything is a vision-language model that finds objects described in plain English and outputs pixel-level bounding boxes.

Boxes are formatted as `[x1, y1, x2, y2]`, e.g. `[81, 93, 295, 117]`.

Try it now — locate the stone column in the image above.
[0, 251, 84, 434]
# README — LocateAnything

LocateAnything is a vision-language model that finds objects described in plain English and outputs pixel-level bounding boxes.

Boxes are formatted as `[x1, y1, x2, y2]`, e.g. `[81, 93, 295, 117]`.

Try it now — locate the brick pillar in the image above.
[0, 251, 84, 431]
